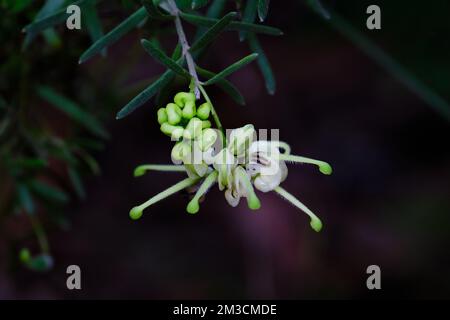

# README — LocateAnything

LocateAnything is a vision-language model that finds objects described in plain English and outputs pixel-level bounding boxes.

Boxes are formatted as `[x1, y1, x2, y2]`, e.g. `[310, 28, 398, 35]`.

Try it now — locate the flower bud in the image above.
[202, 120, 211, 129]
[174, 92, 195, 107]
[197, 102, 211, 120]
[160, 123, 184, 140]
[171, 142, 191, 162]
[183, 117, 203, 140]
[182, 100, 196, 119]
[166, 103, 182, 125]
[157, 108, 168, 124]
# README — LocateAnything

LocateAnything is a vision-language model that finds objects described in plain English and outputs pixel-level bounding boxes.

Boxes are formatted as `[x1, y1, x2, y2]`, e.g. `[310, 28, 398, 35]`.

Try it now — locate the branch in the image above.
[167, 0, 201, 98]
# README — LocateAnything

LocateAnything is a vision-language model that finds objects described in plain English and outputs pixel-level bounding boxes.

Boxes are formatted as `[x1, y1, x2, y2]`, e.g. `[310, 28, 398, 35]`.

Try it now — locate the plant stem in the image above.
[273, 186, 323, 232]
[167, 0, 201, 98]
[198, 84, 225, 144]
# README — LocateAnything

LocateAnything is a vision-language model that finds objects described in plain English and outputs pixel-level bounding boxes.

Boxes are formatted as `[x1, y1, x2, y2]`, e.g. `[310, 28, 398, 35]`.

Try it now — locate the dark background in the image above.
[1, 0, 450, 299]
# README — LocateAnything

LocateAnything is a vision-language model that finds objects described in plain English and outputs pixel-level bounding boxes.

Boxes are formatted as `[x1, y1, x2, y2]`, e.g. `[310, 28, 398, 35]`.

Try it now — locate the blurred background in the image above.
[1, 0, 449, 299]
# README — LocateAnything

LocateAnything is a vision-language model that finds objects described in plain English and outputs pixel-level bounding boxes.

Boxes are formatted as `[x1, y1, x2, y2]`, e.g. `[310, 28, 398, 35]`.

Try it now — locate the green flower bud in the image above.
[171, 142, 191, 162]
[202, 120, 211, 129]
[182, 100, 196, 119]
[197, 102, 211, 120]
[157, 108, 168, 124]
[160, 123, 184, 140]
[201, 128, 217, 151]
[166, 103, 182, 125]
[174, 92, 195, 107]
[183, 117, 203, 140]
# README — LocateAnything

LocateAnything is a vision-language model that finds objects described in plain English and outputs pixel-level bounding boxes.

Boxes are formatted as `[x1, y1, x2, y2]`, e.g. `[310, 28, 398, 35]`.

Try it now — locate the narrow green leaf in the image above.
[22, 0, 89, 34]
[116, 46, 183, 119]
[83, 0, 107, 56]
[180, 12, 283, 36]
[36, 86, 109, 139]
[257, 0, 270, 22]
[142, 0, 174, 20]
[116, 69, 175, 119]
[204, 53, 259, 85]
[248, 33, 275, 95]
[306, 0, 330, 20]
[155, 44, 182, 105]
[22, 0, 65, 48]
[192, 0, 209, 9]
[240, 0, 257, 41]
[309, 6, 450, 120]
[14, 157, 48, 169]
[141, 39, 189, 77]
[29, 180, 69, 203]
[196, 66, 245, 105]
[175, 0, 192, 10]
[79, 7, 148, 64]
[80, 151, 101, 175]
[194, 0, 226, 40]
[190, 12, 237, 53]
[17, 184, 35, 215]
[68, 167, 86, 200]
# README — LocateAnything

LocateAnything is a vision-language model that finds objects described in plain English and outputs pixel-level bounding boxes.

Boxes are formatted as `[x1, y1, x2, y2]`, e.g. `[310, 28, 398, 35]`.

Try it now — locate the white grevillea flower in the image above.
[131, 118, 332, 233]
[247, 140, 289, 192]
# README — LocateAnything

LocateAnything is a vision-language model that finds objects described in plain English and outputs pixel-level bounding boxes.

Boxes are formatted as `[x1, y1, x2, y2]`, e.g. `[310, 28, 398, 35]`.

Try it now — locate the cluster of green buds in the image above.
[156, 91, 219, 178]
[157, 91, 212, 142]
[130, 90, 333, 233]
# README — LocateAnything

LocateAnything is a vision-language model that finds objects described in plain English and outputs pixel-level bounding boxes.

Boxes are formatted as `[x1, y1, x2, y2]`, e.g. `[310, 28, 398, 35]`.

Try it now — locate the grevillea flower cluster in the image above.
[130, 90, 332, 232]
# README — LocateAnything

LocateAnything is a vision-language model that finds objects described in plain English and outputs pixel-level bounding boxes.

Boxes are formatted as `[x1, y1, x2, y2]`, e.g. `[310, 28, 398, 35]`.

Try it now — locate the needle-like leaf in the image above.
[191, 0, 209, 9]
[196, 66, 245, 105]
[79, 7, 148, 64]
[203, 53, 259, 85]
[240, 0, 257, 41]
[306, 0, 331, 20]
[248, 33, 275, 95]
[68, 167, 86, 200]
[189, 12, 237, 53]
[142, 0, 174, 20]
[36, 86, 109, 139]
[141, 39, 190, 77]
[83, 0, 106, 56]
[22, 0, 89, 34]
[180, 12, 283, 36]
[257, 0, 270, 22]
[22, 0, 65, 48]
[29, 180, 69, 203]
[308, 5, 450, 120]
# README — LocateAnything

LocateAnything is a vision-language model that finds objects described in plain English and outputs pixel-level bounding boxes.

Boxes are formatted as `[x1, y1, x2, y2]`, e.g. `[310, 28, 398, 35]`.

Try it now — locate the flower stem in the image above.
[273, 186, 323, 232]
[134, 164, 186, 177]
[236, 168, 261, 210]
[167, 0, 201, 98]
[186, 170, 218, 214]
[279, 154, 332, 175]
[130, 177, 200, 220]
[198, 84, 225, 144]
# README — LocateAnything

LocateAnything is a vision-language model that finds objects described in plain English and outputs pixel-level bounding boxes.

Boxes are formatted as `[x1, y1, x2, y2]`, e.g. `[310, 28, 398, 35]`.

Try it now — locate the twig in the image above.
[167, 0, 201, 99]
